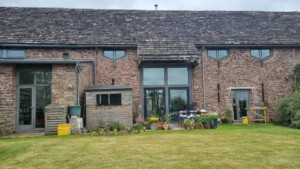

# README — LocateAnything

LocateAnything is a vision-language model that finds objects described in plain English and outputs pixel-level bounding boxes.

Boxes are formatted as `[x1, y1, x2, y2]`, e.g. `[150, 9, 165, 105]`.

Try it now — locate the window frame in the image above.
[250, 49, 272, 60]
[0, 49, 27, 59]
[207, 49, 229, 60]
[103, 50, 126, 61]
[96, 93, 122, 106]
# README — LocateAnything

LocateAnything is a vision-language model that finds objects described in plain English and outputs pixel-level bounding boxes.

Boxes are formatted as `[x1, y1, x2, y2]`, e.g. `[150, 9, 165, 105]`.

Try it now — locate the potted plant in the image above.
[165, 114, 174, 130]
[200, 116, 211, 129]
[221, 108, 233, 124]
[193, 122, 203, 129]
[149, 114, 159, 125]
[183, 119, 193, 130]
[157, 116, 165, 130]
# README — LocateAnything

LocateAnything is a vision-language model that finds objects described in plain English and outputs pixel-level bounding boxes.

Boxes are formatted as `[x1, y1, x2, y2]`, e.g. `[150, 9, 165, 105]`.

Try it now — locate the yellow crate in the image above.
[242, 117, 249, 125]
[57, 124, 71, 136]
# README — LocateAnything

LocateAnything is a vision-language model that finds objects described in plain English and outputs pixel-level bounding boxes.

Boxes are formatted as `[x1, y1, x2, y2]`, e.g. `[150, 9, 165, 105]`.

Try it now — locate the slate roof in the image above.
[1, 7, 300, 56]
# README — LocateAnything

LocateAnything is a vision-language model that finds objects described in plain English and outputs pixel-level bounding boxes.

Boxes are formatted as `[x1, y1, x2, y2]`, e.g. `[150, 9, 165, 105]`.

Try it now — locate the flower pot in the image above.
[193, 123, 203, 129]
[150, 125, 157, 131]
[157, 124, 163, 130]
[162, 122, 168, 130]
[168, 123, 174, 130]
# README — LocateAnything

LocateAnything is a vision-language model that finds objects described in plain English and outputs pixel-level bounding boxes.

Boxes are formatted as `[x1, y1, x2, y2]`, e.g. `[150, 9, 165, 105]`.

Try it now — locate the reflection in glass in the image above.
[251, 50, 260, 58]
[168, 68, 188, 85]
[7, 50, 26, 58]
[115, 51, 125, 59]
[19, 71, 34, 85]
[169, 89, 188, 111]
[36, 86, 51, 128]
[104, 51, 114, 59]
[19, 88, 32, 125]
[218, 50, 228, 58]
[251, 49, 270, 59]
[208, 50, 217, 59]
[208, 50, 227, 60]
[36, 71, 52, 84]
[145, 89, 164, 119]
[232, 90, 250, 120]
[143, 68, 164, 85]
[261, 49, 270, 58]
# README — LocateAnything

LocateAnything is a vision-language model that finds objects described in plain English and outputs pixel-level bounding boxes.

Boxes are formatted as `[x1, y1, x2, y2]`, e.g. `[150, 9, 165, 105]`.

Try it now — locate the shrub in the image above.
[291, 111, 300, 129]
[276, 92, 300, 127]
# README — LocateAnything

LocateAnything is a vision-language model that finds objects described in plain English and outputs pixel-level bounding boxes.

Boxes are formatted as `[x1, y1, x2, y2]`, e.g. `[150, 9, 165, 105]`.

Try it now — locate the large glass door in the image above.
[144, 89, 165, 120]
[18, 87, 34, 130]
[17, 67, 52, 131]
[232, 90, 250, 120]
[169, 88, 189, 121]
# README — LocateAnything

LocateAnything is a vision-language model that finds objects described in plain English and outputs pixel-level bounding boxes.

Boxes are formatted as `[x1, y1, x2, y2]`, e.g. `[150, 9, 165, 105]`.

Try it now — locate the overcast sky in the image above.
[0, 0, 300, 11]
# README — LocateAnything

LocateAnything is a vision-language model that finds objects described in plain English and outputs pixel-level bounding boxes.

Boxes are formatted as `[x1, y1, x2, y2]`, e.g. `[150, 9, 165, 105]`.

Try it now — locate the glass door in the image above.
[17, 67, 52, 131]
[18, 87, 34, 130]
[144, 89, 165, 120]
[169, 88, 189, 121]
[232, 90, 250, 120]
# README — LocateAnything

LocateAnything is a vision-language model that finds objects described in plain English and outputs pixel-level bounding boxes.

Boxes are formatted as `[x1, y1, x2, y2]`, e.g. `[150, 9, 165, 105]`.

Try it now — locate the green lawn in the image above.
[1, 124, 300, 169]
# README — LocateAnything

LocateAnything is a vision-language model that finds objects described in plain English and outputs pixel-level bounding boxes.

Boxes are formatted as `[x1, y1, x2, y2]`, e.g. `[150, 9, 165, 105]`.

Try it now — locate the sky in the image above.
[0, 0, 300, 11]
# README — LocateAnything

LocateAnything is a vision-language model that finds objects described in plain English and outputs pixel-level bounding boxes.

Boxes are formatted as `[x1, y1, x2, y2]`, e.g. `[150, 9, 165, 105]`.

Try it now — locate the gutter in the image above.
[0, 59, 93, 64]
[195, 44, 300, 48]
[0, 43, 137, 49]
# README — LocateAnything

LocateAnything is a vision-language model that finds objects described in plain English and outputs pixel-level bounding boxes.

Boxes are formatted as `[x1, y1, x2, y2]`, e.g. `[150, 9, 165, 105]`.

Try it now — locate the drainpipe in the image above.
[293, 48, 296, 88]
[93, 47, 98, 86]
[76, 62, 80, 106]
[201, 46, 206, 110]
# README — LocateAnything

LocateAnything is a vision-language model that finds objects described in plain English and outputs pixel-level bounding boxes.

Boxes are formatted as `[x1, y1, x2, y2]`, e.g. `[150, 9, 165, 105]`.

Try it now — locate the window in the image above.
[207, 49, 228, 60]
[96, 94, 122, 106]
[103, 50, 125, 60]
[143, 68, 164, 85]
[250, 49, 271, 59]
[168, 68, 188, 85]
[0, 49, 26, 58]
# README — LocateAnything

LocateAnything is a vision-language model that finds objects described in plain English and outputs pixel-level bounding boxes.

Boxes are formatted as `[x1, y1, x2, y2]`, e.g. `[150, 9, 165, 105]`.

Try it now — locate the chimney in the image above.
[154, 4, 158, 10]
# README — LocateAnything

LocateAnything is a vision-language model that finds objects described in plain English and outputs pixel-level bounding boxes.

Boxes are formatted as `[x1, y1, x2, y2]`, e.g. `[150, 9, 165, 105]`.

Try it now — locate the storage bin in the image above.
[57, 124, 71, 136]
[242, 117, 249, 125]
[68, 106, 81, 117]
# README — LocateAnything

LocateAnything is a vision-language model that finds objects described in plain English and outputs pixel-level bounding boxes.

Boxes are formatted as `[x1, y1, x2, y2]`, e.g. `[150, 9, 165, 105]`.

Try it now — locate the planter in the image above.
[150, 125, 157, 131]
[203, 123, 211, 129]
[212, 118, 218, 129]
[150, 117, 159, 125]
[157, 124, 163, 130]
[168, 123, 174, 130]
[193, 123, 203, 129]
[162, 122, 168, 130]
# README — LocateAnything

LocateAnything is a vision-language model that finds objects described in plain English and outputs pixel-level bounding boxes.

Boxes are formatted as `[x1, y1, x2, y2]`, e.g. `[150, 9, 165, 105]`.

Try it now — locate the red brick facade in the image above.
[96, 49, 141, 102]
[1, 47, 299, 133]
[194, 48, 299, 117]
[0, 65, 16, 133]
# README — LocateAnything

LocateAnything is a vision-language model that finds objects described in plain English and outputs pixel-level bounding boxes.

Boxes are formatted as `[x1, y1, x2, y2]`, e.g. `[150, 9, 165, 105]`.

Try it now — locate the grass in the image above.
[1, 124, 300, 169]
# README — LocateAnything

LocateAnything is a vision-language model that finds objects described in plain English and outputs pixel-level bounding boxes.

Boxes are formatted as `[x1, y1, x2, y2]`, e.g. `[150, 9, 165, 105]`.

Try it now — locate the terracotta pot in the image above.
[157, 124, 163, 130]
[162, 122, 168, 130]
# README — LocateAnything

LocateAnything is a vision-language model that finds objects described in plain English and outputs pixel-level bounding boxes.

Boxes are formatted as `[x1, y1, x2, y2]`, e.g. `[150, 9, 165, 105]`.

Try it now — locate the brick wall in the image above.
[195, 48, 299, 117]
[51, 64, 77, 107]
[85, 90, 133, 129]
[96, 48, 141, 103]
[28, 48, 94, 109]
[0, 64, 16, 133]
